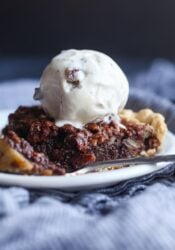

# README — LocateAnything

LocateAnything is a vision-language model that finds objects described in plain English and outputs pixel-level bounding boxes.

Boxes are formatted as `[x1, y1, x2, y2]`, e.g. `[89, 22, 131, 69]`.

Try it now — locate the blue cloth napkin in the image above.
[0, 60, 175, 250]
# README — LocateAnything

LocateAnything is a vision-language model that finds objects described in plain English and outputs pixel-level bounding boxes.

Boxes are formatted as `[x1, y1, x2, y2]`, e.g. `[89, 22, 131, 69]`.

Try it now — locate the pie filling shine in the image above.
[0, 106, 167, 175]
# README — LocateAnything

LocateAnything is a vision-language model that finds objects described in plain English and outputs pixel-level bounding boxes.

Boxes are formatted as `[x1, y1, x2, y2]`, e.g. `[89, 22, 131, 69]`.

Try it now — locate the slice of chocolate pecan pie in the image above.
[0, 106, 167, 175]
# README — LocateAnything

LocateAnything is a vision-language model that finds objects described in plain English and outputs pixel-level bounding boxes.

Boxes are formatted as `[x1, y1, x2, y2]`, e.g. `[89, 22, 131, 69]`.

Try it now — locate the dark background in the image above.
[0, 0, 175, 80]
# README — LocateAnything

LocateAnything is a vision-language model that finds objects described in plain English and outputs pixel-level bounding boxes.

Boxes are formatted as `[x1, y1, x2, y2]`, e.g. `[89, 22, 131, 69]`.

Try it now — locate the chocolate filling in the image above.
[3, 106, 160, 175]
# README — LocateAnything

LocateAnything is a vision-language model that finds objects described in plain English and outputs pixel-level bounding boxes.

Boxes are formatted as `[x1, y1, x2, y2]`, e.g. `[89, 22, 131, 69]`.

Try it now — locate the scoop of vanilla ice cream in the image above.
[34, 49, 129, 126]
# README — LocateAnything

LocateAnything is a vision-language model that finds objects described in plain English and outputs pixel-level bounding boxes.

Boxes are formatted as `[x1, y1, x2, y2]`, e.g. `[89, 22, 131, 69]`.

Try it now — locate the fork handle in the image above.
[68, 154, 175, 175]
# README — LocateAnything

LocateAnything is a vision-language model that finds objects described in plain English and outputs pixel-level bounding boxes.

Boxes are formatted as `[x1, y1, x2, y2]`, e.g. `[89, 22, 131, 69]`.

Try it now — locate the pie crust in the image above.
[120, 109, 167, 147]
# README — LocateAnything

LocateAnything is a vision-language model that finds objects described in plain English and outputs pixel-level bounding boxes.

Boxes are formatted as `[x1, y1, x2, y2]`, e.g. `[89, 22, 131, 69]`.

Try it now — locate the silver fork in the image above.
[66, 154, 175, 176]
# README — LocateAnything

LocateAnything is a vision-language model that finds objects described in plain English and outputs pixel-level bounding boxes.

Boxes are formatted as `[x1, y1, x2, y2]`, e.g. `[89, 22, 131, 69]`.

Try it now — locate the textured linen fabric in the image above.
[0, 60, 175, 250]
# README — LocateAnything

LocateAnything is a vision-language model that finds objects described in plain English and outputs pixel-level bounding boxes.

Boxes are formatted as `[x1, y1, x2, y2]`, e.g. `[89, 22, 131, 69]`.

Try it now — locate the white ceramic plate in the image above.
[0, 109, 175, 190]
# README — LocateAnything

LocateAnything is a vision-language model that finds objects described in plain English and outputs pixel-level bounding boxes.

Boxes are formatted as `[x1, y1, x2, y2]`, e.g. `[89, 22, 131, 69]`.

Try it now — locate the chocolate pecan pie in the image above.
[0, 106, 167, 175]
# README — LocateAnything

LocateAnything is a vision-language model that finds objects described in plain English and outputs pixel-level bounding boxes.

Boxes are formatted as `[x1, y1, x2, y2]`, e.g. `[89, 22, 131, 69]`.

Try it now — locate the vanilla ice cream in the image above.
[34, 49, 129, 127]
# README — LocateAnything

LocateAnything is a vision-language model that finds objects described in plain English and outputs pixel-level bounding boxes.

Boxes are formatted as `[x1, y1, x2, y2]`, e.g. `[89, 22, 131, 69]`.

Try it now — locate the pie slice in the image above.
[0, 106, 167, 175]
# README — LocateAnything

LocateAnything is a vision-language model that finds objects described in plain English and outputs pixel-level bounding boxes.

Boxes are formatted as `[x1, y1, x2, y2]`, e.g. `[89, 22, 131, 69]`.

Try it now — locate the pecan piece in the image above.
[65, 68, 80, 87]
